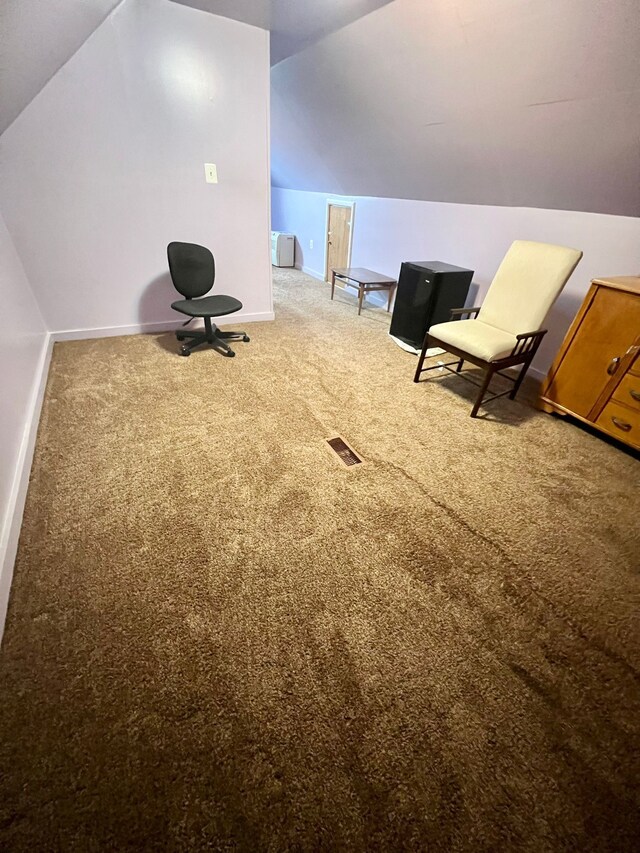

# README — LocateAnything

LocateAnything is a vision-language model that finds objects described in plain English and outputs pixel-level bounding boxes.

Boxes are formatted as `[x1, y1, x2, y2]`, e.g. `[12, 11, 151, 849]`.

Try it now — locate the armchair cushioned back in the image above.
[478, 240, 583, 335]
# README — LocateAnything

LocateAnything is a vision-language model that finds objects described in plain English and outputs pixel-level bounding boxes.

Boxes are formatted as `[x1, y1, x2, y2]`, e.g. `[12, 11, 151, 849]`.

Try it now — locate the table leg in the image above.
[331, 271, 336, 300]
[387, 284, 396, 312]
[358, 285, 364, 315]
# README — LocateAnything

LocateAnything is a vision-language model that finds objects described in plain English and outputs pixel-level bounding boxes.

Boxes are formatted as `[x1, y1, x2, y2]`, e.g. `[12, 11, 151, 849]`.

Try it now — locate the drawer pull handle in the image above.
[611, 416, 632, 432]
[607, 357, 620, 375]
[630, 389, 640, 402]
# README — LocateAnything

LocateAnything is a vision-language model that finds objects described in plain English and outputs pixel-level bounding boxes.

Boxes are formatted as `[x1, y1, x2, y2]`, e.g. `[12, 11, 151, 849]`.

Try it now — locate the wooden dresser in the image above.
[539, 276, 640, 451]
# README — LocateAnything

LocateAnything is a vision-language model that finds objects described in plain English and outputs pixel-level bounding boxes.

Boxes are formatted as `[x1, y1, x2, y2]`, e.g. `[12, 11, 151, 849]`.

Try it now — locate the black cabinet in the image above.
[389, 261, 474, 349]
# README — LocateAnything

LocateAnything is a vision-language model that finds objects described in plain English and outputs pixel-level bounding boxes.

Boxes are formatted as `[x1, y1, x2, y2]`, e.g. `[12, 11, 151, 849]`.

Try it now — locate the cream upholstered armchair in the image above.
[413, 240, 583, 417]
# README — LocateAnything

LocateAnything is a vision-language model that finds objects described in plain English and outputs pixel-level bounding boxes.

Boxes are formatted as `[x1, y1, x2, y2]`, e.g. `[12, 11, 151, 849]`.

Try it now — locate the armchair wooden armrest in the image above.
[510, 329, 547, 357]
[449, 306, 481, 319]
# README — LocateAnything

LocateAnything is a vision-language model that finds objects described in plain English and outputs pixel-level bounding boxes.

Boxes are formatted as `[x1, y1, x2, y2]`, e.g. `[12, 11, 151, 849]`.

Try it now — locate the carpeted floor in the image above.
[1, 268, 639, 851]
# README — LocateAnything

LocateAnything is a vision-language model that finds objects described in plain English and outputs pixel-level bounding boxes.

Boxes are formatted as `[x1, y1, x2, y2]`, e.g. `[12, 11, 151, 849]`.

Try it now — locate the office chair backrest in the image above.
[167, 242, 215, 299]
[478, 240, 583, 336]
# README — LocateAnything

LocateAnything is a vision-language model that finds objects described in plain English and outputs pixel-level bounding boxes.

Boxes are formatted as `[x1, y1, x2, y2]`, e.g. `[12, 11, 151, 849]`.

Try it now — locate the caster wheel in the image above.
[179, 346, 191, 357]
[225, 350, 236, 358]
[176, 334, 185, 341]
[242, 335, 250, 343]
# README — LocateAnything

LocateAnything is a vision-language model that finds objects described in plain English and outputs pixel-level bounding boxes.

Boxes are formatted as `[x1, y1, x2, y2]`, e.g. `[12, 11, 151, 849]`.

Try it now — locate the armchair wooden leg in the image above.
[414, 334, 432, 382]
[470, 366, 495, 418]
[509, 357, 533, 400]
[456, 359, 464, 373]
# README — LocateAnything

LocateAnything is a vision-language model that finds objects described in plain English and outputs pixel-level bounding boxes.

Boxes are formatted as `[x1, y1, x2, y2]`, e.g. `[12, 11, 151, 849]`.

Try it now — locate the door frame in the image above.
[324, 199, 356, 282]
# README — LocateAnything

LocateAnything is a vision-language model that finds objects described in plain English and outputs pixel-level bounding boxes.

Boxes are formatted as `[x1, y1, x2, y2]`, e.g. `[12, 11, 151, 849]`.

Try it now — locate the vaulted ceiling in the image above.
[0, 0, 122, 134]
[0, 0, 392, 134]
[2, 0, 638, 216]
[271, 0, 640, 216]
[169, 0, 393, 64]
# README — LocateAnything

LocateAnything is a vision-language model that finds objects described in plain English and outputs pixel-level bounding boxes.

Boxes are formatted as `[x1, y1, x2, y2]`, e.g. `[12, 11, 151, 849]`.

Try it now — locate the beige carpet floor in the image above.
[1, 268, 639, 851]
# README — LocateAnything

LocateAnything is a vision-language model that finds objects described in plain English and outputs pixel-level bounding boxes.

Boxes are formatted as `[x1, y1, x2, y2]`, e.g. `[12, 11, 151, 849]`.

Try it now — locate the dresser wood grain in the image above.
[539, 276, 640, 451]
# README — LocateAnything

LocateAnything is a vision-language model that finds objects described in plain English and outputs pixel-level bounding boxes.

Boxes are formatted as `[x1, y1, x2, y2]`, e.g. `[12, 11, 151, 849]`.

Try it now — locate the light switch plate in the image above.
[204, 163, 218, 183]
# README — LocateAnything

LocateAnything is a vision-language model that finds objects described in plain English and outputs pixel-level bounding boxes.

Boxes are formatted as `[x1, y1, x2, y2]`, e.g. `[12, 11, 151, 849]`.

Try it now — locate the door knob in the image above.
[607, 357, 620, 375]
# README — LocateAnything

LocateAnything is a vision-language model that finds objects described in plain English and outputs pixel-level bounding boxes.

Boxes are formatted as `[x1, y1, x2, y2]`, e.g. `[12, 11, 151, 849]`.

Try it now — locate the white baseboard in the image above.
[50, 311, 275, 342]
[297, 264, 326, 282]
[52, 320, 182, 341]
[0, 333, 54, 640]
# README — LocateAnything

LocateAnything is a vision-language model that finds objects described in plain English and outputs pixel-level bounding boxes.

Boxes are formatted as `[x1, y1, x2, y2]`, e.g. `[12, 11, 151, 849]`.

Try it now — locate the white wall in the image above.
[0, 211, 49, 636]
[0, 0, 272, 335]
[272, 187, 640, 377]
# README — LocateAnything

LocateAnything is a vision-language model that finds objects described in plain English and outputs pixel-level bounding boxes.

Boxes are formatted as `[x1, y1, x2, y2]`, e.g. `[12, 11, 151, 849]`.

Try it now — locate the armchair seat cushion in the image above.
[429, 319, 517, 362]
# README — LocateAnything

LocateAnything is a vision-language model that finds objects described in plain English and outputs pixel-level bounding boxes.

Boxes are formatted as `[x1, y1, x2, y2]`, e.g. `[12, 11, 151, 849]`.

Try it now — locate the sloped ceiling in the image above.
[271, 0, 640, 216]
[3, 0, 637, 215]
[0, 0, 392, 132]
[169, 0, 393, 64]
[0, 0, 122, 134]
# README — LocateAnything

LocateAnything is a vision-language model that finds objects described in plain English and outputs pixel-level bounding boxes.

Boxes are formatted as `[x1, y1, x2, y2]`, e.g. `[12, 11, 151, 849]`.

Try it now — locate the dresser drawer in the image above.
[613, 373, 640, 412]
[595, 401, 640, 449]
[542, 286, 640, 418]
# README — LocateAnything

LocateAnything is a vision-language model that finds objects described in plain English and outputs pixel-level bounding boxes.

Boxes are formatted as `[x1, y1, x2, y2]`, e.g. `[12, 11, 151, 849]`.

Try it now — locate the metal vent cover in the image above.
[326, 436, 364, 467]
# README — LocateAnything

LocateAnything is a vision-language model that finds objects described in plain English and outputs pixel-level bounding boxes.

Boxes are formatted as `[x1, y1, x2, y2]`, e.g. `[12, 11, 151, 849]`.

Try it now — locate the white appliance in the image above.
[271, 231, 295, 267]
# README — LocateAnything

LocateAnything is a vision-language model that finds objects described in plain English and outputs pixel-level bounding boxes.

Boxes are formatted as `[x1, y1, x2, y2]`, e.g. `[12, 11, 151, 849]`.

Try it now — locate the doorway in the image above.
[324, 201, 355, 282]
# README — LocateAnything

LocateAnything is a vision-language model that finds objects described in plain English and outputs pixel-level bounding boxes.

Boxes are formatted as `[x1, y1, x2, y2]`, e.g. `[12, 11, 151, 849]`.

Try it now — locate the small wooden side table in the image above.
[331, 267, 397, 315]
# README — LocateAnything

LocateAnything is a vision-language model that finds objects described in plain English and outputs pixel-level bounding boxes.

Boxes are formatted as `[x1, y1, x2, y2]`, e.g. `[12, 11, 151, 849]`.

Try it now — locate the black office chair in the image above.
[167, 241, 250, 358]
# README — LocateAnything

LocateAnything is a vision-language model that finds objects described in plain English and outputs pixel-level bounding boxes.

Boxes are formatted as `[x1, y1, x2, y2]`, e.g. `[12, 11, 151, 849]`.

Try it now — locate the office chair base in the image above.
[175, 317, 249, 358]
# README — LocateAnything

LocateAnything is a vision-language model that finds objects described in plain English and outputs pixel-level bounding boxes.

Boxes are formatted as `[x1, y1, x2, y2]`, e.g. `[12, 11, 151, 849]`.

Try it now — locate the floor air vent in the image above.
[326, 436, 364, 467]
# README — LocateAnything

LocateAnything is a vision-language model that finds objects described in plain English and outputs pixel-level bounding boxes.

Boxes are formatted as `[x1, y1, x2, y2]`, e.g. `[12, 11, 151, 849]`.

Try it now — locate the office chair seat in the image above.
[171, 294, 242, 318]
